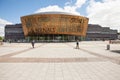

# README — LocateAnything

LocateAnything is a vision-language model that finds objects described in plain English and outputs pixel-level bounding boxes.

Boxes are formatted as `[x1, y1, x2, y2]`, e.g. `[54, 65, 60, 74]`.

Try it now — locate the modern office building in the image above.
[86, 24, 118, 40]
[5, 24, 25, 42]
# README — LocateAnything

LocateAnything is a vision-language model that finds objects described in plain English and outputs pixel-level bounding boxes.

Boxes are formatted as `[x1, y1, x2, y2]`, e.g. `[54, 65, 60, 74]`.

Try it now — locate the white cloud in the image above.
[87, 0, 120, 31]
[65, 1, 72, 6]
[35, 5, 64, 13]
[35, 0, 86, 15]
[35, 0, 120, 32]
[75, 0, 86, 8]
[0, 18, 13, 36]
[0, 18, 13, 25]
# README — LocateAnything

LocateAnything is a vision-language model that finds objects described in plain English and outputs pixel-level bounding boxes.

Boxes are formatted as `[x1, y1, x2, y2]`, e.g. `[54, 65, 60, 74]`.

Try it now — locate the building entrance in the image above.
[26, 34, 81, 42]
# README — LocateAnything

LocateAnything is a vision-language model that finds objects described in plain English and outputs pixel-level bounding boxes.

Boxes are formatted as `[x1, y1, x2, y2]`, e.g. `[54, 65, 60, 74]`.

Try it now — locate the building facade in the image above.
[21, 12, 89, 37]
[4, 12, 118, 42]
[86, 24, 118, 40]
[4, 24, 118, 42]
[5, 24, 25, 42]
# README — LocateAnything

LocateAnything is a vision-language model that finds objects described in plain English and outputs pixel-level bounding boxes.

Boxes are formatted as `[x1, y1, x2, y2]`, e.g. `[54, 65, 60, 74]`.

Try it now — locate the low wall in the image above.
[111, 40, 120, 44]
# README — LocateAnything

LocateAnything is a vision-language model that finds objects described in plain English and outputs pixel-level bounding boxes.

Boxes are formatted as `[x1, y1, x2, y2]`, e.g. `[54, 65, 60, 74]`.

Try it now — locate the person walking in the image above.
[31, 40, 35, 48]
[76, 40, 79, 49]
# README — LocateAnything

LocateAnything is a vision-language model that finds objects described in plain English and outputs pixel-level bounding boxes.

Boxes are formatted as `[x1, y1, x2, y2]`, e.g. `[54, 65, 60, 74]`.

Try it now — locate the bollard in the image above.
[107, 44, 110, 50]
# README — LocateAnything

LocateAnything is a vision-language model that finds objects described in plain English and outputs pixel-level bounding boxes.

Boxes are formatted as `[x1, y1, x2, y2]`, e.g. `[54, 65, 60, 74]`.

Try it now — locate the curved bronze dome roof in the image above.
[21, 11, 89, 37]
[24, 11, 80, 17]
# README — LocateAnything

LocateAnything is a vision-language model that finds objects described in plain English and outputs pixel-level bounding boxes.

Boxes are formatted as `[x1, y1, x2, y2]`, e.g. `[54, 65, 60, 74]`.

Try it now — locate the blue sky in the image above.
[0, 0, 68, 23]
[0, 0, 120, 36]
[0, 0, 102, 23]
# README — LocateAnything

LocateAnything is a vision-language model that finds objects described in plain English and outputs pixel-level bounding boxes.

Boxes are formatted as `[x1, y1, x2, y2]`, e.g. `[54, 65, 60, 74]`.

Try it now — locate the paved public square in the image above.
[0, 41, 120, 80]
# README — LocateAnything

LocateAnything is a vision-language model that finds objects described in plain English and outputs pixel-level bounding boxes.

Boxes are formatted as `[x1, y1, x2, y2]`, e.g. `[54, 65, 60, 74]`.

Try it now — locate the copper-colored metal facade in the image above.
[21, 13, 89, 37]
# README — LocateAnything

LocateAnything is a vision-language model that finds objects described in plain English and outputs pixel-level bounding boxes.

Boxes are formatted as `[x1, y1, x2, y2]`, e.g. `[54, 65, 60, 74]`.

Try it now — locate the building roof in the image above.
[22, 11, 81, 17]
[5, 24, 22, 28]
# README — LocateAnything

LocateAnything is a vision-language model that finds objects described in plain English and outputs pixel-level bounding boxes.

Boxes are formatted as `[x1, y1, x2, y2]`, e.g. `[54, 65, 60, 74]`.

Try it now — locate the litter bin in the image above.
[107, 44, 110, 50]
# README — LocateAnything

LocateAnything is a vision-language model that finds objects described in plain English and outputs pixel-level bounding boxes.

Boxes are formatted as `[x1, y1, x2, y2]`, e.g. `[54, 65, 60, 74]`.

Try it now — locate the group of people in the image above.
[31, 40, 80, 49]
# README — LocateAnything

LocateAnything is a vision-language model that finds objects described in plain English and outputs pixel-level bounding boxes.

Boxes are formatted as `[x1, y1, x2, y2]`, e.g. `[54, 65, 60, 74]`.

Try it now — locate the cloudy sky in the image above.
[0, 0, 120, 36]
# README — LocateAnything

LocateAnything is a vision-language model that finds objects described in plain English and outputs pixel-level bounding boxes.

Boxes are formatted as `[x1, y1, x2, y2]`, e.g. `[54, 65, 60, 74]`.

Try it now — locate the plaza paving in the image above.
[0, 41, 120, 80]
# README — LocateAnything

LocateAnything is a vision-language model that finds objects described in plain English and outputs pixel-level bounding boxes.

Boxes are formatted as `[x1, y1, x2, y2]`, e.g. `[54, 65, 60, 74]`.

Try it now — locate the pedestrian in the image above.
[31, 40, 35, 48]
[76, 40, 79, 49]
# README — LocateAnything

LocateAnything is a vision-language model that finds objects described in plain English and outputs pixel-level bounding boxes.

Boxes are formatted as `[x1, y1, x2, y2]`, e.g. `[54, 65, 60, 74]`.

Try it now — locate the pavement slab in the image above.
[0, 41, 120, 80]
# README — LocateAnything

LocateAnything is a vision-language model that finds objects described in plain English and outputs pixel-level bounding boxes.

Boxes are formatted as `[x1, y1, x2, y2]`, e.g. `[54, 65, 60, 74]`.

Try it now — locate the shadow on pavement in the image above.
[111, 50, 120, 54]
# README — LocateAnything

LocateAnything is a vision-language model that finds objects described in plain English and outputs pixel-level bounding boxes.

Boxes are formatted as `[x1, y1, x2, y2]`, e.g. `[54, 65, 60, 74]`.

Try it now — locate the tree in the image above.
[0, 36, 2, 40]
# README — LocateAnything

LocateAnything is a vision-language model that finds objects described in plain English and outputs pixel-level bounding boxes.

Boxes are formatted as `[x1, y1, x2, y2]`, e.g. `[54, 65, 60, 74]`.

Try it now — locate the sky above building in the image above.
[0, 0, 120, 36]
